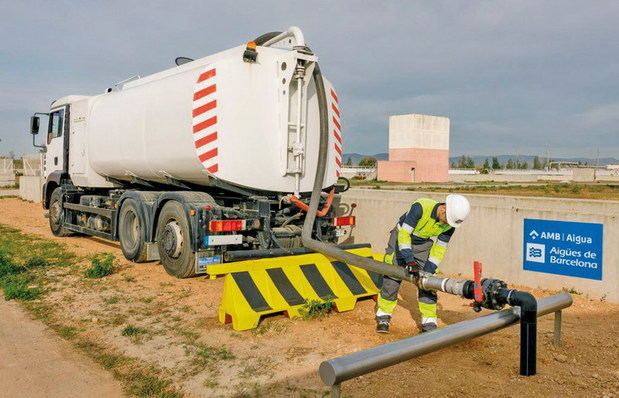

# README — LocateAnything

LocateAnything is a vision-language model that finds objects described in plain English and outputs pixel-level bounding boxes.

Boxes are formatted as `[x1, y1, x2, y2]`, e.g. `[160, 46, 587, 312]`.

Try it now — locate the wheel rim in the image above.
[123, 210, 139, 248]
[161, 220, 184, 258]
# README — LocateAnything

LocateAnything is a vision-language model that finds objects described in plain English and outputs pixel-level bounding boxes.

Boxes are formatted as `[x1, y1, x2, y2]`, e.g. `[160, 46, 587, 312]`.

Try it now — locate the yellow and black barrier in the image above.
[212, 247, 384, 331]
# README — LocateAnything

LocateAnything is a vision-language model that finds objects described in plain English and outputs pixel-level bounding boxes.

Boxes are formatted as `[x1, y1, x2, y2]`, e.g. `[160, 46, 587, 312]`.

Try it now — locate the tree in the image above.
[532, 156, 542, 170]
[358, 157, 377, 167]
[450, 161, 457, 168]
[345, 157, 352, 166]
[483, 158, 490, 169]
[491, 157, 501, 169]
[506, 159, 515, 169]
[466, 156, 475, 168]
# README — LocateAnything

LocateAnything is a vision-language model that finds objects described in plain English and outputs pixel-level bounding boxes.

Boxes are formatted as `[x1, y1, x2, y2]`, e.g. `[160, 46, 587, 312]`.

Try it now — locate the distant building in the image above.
[377, 114, 449, 183]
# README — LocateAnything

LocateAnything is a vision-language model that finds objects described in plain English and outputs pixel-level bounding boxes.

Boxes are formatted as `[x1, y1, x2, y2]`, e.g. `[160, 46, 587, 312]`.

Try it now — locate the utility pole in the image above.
[595, 148, 600, 181]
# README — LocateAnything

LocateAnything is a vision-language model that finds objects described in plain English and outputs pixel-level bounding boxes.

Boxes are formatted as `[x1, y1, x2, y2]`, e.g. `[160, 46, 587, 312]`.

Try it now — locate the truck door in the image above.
[44, 106, 69, 179]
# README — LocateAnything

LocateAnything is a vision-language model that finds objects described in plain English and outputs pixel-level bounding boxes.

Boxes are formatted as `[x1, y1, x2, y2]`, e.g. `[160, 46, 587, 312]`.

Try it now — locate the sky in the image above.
[1, 1, 618, 159]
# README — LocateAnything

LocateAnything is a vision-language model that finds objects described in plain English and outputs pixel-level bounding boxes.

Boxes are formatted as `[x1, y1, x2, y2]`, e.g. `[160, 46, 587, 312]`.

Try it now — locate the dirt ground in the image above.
[0, 197, 618, 397]
[0, 298, 125, 398]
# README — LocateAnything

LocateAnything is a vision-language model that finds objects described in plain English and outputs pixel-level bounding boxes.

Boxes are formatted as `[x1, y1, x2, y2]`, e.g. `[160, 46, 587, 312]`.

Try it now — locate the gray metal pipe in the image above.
[319, 293, 572, 386]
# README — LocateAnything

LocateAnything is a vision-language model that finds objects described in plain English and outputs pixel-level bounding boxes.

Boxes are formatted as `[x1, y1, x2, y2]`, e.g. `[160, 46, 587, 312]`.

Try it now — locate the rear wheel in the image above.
[119, 199, 148, 262]
[156, 201, 195, 278]
[48, 187, 71, 237]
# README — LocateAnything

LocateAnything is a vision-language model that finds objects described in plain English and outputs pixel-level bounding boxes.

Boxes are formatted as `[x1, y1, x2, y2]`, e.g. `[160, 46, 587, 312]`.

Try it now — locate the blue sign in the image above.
[523, 219, 603, 280]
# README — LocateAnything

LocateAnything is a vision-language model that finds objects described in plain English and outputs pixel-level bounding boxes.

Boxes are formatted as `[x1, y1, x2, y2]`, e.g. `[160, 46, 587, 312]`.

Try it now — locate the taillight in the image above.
[208, 220, 246, 232]
[332, 216, 356, 227]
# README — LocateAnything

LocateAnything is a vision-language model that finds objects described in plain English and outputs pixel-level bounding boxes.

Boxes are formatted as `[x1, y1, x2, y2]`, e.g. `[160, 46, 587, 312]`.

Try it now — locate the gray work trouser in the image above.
[378, 227, 438, 316]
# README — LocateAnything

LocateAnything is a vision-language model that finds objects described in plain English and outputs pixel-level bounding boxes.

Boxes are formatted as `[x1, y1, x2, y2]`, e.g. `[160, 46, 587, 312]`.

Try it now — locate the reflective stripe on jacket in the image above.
[395, 198, 454, 270]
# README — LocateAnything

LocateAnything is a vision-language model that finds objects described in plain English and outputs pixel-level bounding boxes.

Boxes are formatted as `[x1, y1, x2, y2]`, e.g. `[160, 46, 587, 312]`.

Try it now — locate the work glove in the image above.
[405, 261, 420, 277]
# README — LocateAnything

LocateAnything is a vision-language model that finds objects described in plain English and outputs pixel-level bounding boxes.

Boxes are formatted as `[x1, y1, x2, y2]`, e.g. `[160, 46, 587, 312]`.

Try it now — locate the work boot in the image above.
[421, 322, 437, 333]
[376, 315, 391, 334]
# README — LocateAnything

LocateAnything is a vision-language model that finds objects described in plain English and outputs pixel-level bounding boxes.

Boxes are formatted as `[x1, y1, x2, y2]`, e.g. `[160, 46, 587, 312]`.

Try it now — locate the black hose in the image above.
[253, 32, 282, 46]
[299, 57, 416, 281]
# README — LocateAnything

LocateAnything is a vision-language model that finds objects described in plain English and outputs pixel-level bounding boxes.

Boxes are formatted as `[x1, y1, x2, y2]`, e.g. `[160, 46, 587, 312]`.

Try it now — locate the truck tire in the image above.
[156, 201, 195, 278]
[48, 187, 71, 237]
[119, 199, 148, 263]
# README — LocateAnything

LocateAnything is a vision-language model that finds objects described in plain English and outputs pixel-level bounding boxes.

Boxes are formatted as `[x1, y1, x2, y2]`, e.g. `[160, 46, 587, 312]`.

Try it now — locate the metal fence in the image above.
[0, 158, 16, 187]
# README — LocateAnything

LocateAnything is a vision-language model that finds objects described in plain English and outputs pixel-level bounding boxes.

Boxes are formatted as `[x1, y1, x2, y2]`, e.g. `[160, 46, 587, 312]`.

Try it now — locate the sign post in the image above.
[523, 219, 603, 281]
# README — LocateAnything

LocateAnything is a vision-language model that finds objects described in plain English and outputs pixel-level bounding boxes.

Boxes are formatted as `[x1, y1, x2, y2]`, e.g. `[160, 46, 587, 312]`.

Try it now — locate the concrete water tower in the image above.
[377, 114, 449, 182]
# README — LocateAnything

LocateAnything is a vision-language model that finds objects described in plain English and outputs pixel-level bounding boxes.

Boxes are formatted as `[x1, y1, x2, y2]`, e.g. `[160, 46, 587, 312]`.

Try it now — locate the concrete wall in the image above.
[377, 160, 416, 183]
[340, 189, 619, 303]
[19, 176, 43, 203]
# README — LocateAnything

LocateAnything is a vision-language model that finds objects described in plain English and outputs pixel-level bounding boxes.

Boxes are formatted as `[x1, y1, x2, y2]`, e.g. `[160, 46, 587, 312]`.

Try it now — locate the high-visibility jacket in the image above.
[392, 198, 454, 272]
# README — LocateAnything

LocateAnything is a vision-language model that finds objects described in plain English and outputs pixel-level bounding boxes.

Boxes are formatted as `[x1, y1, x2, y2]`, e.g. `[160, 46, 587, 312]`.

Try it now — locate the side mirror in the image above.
[30, 116, 40, 135]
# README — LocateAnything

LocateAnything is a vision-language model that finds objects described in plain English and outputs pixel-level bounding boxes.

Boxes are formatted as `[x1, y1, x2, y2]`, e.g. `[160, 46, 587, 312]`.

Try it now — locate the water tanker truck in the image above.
[29, 27, 354, 278]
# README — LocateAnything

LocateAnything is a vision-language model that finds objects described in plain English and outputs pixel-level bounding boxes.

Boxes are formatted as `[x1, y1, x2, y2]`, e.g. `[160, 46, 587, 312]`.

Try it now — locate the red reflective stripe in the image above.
[333, 130, 342, 144]
[193, 116, 217, 133]
[194, 132, 218, 148]
[335, 157, 342, 167]
[334, 143, 342, 155]
[336, 170, 341, 177]
[193, 84, 216, 101]
[330, 89, 338, 104]
[331, 103, 340, 118]
[197, 69, 216, 83]
[206, 164, 219, 173]
[332, 117, 341, 132]
[198, 148, 218, 162]
[192, 100, 217, 117]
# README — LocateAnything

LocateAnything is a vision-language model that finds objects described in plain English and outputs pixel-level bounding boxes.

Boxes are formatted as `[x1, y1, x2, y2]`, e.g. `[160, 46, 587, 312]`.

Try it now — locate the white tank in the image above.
[72, 36, 342, 194]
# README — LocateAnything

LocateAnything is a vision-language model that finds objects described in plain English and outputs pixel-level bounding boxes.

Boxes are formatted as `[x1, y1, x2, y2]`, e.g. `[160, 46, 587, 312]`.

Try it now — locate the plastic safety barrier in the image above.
[214, 247, 384, 331]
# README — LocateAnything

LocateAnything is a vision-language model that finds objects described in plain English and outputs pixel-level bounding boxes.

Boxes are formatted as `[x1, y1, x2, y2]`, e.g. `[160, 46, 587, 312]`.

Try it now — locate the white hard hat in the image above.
[446, 194, 470, 228]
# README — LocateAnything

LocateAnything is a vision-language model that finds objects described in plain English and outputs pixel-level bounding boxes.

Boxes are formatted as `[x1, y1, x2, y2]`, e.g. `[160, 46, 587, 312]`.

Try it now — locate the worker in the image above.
[375, 194, 471, 334]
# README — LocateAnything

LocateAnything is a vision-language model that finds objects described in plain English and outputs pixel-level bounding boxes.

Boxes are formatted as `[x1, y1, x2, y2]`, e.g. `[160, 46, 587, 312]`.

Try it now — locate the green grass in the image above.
[298, 297, 335, 320]
[0, 229, 75, 301]
[121, 325, 148, 337]
[84, 253, 116, 278]
[194, 344, 235, 361]
[1, 272, 41, 300]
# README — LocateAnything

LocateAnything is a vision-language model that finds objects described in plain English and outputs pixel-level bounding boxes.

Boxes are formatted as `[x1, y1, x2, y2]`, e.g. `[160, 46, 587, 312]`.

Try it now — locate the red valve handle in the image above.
[473, 260, 483, 303]
[468, 261, 483, 312]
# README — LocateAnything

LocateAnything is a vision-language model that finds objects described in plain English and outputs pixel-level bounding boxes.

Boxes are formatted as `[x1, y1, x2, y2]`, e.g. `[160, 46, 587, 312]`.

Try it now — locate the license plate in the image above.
[196, 255, 222, 273]
[335, 228, 346, 237]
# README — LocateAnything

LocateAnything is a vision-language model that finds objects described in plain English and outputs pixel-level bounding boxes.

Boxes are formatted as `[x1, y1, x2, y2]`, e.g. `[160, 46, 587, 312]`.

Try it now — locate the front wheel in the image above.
[156, 201, 195, 278]
[48, 187, 71, 237]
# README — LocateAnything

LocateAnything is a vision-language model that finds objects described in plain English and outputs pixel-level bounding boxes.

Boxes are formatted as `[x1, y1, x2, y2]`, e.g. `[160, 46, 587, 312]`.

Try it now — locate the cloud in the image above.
[574, 103, 619, 127]
[1, 1, 618, 158]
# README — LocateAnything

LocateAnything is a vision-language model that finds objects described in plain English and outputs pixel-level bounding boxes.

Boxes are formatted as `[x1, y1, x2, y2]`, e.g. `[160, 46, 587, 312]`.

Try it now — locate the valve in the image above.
[479, 278, 508, 310]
